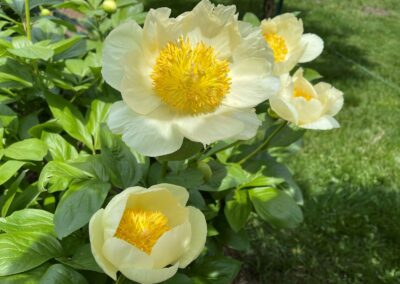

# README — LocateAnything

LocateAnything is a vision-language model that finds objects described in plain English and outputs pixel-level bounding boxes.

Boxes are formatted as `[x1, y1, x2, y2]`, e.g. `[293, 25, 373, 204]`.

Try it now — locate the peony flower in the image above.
[89, 184, 207, 284]
[103, 0, 279, 157]
[270, 68, 343, 129]
[261, 13, 324, 75]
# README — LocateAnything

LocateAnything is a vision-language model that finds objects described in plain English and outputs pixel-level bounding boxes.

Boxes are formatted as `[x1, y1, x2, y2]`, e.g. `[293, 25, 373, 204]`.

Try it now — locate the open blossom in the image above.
[89, 184, 207, 284]
[261, 13, 324, 75]
[270, 68, 343, 129]
[103, 0, 279, 157]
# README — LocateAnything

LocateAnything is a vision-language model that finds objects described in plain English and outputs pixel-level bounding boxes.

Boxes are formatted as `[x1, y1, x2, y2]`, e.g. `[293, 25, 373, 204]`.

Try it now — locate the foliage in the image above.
[0, 0, 324, 283]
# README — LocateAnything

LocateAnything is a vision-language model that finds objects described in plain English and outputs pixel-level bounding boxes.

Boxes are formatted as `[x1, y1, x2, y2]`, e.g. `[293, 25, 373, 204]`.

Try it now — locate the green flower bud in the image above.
[40, 8, 51, 16]
[267, 107, 280, 119]
[102, 0, 117, 13]
[197, 161, 212, 182]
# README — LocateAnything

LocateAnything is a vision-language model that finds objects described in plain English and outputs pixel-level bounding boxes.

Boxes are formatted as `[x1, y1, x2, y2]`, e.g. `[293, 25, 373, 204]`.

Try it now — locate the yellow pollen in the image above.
[114, 209, 170, 254]
[294, 87, 313, 101]
[263, 32, 288, 62]
[151, 37, 231, 115]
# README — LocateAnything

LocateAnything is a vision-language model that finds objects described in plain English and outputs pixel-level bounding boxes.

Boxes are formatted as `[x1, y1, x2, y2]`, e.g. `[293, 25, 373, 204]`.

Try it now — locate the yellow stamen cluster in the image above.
[151, 37, 231, 115]
[294, 87, 313, 101]
[263, 32, 288, 62]
[115, 209, 171, 254]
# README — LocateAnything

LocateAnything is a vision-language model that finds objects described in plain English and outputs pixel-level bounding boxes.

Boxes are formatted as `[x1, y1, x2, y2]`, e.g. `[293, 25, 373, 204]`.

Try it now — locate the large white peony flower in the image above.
[89, 184, 207, 284]
[261, 13, 324, 75]
[103, 0, 279, 157]
[270, 68, 343, 129]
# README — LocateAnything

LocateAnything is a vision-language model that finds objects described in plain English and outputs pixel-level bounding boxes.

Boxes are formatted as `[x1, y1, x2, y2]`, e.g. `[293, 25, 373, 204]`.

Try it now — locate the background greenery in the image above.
[245, 0, 400, 283]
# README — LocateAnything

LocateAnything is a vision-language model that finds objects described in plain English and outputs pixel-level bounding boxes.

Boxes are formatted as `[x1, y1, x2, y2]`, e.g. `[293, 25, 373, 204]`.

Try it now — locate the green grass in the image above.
[246, 0, 400, 283]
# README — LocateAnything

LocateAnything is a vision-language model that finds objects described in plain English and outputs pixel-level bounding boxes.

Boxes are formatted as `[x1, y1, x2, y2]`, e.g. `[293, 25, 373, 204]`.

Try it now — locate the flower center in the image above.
[294, 87, 313, 101]
[151, 37, 231, 115]
[115, 209, 171, 254]
[263, 32, 288, 62]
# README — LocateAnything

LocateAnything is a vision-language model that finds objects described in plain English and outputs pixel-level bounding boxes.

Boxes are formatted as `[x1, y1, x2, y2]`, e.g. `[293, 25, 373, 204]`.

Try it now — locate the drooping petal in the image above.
[102, 21, 142, 91]
[119, 262, 179, 284]
[107, 102, 184, 157]
[178, 207, 207, 268]
[270, 96, 299, 124]
[230, 109, 261, 140]
[150, 221, 192, 268]
[301, 115, 340, 130]
[102, 237, 154, 269]
[299, 33, 324, 63]
[314, 82, 344, 116]
[149, 183, 189, 206]
[89, 210, 118, 280]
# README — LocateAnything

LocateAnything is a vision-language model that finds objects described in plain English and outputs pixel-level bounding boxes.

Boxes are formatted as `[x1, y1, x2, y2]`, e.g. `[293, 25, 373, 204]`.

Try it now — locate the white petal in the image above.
[314, 82, 344, 116]
[102, 237, 153, 269]
[178, 207, 207, 268]
[175, 108, 247, 145]
[107, 102, 184, 157]
[301, 115, 340, 130]
[89, 209, 118, 280]
[270, 96, 299, 124]
[299, 33, 324, 63]
[230, 109, 261, 140]
[149, 183, 189, 206]
[150, 221, 192, 268]
[102, 21, 142, 91]
[293, 98, 323, 125]
[119, 262, 179, 284]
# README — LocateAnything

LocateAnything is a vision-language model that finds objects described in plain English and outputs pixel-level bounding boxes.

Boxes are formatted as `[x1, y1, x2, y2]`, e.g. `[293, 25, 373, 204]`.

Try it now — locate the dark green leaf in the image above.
[163, 273, 193, 284]
[54, 180, 111, 238]
[0, 263, 50, 284]
[40, 264, 88, 284]
[158, 139, 203, 161]
[190, 256, 241, 284]
[224, 190, 252, 232]
[0, 231, 63, 276]
[56, 244, 102, 272]
[86, 100, 111, 150]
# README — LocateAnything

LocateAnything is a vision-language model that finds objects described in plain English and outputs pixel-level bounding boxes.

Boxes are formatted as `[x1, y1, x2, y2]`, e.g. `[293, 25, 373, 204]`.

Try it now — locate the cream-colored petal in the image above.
[230, 109, 261, 140]
[102, 237, 153, 269]
[120, 262, 179, 284]
[89, 209, 118, 280]
[175, 108, 247, 145]
[107, 102, 184, 157]
[299, 33, 324, 63]
[314, 82, 343, 116]
[178, 207, 207, 268]
[102, 21, 142, 91]
[149, 183, 189, 206]
[270, 96, 299, 124]
[103, 187, 148, 240]
[293, 98, 323, 124]
[301, 115, 340, 130]
[150, 221, 192, 268]
[273, 45, 304, 75]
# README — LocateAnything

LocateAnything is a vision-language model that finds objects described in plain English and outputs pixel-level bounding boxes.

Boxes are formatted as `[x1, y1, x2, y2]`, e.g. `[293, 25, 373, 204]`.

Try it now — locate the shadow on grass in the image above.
[244, 184, 400, 283]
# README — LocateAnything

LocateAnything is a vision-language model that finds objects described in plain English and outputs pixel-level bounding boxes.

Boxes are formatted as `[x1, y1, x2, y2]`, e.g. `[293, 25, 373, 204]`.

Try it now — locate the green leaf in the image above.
[8, 45, 54, 61]
[0, 209, 54, 234]
[0, 263, 50, 284]
[0, 58, 33, 88]
[0, 231, 63, 276]
[45, 93, 93, 150]
[0, 171, 25, 217]
[303, 68, 323, 82]
[0, 160, 26, 186]
[100, 124, 142, 188]
[70, 155, 109, 183]
[38, 161, 92, 192]
[41, 131, 78, 162]
[190, 256, 241, 284]
[163, 273, 193, 284]
[86, 100, 111, 150]
[158, 139, 203, 161]
[242, 12, 261, 26]
[40, 264, 88, 284]
[54, 180, 111, 239]
[48, 36, 84, 55]
[165, 167, 204, 189]
[18, 112, 39, 139]
[0, 104, 18, 130]
[8, 183, 41, 212]
[249, 187, 303, 228]
[216, 221, 250, 251]
[224, 190, 252, 232]
[56, 244, 102, 272]
[4, 138, 48, 161]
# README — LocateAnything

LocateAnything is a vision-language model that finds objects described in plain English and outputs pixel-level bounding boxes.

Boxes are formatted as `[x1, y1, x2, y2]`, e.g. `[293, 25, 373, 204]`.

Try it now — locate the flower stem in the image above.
[25, 0, 31, 41]
[115, 274, 126, 284]
[238, 121, 288, 165]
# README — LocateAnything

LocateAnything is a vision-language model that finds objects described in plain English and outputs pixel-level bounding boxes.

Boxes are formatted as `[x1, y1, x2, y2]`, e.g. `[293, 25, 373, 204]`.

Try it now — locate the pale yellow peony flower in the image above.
[261, 13, 324, 75]
[103, 0, 279, 157]
[89, 184, 207, 284]
[270, 68, 343, 129]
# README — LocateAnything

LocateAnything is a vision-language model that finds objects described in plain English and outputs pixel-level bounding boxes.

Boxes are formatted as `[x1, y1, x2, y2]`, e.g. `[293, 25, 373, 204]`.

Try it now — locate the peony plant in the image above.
[0, 0, 342, 283]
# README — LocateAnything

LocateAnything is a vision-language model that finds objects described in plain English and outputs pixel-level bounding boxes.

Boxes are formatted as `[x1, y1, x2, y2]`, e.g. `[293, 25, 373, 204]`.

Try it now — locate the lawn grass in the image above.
[247, 0, 400, 282]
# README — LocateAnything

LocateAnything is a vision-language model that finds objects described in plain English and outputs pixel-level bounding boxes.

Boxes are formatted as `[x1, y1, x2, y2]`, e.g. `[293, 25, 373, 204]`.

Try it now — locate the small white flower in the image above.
[261, 13, 324, 75]
[270, 68, 343, 129]
[102, 0, 279, 156]
[89, 184, 207, 284]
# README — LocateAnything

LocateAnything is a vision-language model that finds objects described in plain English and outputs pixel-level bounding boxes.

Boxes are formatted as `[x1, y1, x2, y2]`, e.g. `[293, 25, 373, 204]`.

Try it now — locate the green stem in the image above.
[238, 121, 288, 165]
[25, 0, 31, 41]
[199, 140, 241, 161]
[115, 274, 126, 284]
